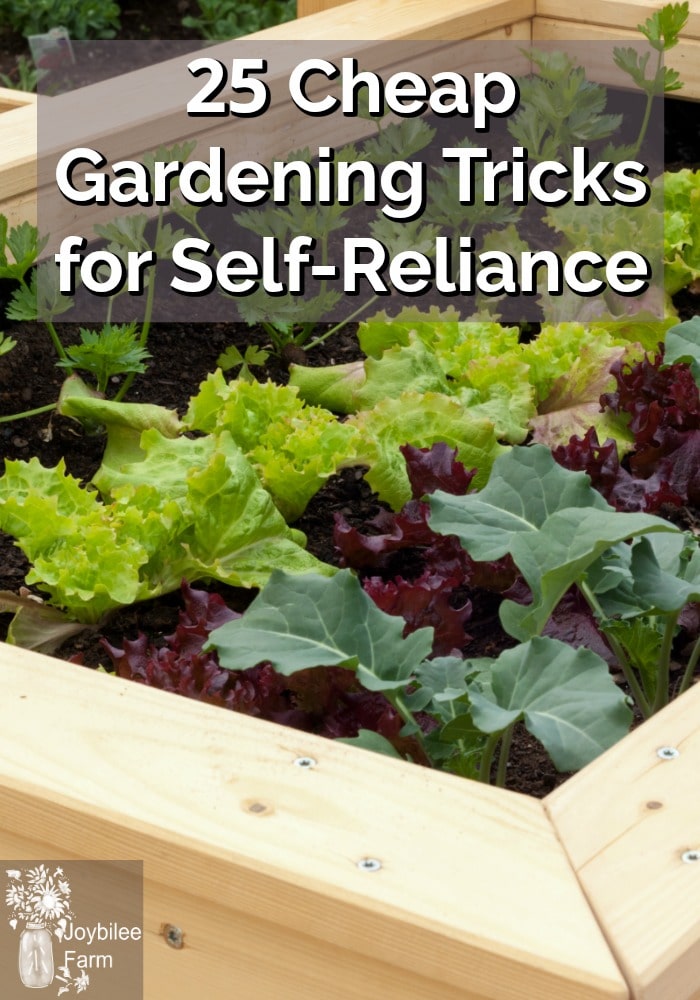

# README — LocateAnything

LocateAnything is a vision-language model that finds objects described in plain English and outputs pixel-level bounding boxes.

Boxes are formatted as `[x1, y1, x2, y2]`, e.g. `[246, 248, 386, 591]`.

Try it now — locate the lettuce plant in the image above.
[663, 169, 700, 295]
[183, 370, 359, 521]
[0, 426, 332, 641]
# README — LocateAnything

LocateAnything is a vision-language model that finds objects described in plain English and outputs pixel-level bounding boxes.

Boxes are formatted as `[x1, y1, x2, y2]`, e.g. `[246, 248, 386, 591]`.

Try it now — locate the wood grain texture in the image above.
[0, 86, 37, 115]
[0, 104, 36, 203]
[535, 0, 700, 36]
[298, 0, 353, 14]
[533, 19, 700, 99]
[547, 682, 700, 1000]
[256, 0, 535, 41]
[0, 642, 628, 1000]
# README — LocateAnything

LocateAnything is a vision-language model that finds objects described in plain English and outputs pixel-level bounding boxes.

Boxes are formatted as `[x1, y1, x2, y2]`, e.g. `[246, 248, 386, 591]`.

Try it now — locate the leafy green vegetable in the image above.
[347, 391, 506, 510]
[0, 217, 45, 284]
[614, 2, 688, 97]
[528, 341, 634, 450]
[206, 569, 632, 782]
[0, 332, 16, 357]
[663, 169, 700, 295]
[56, 324, 150, 394]
[291, 316, 535, 443]
[208, 568, 433, 693]
[0, 432, 332, 625]
[520, 323, 644, 405]
[467, 637, 632, 771]
[428, 445, 680, 640]
[289, 335, 448, 414]
[663, 316, 700, 383]
[184, 371, 359, 521]
[508, 48, 621, 163]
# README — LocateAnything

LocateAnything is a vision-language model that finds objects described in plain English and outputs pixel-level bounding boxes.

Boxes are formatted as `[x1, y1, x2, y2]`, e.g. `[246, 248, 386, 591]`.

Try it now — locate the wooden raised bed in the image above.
[0, 86, 35, 227]
[0, 1, 699, 998]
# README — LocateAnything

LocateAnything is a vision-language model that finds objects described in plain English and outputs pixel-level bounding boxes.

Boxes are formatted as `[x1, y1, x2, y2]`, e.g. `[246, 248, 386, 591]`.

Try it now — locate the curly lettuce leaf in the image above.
[183, 372, 358, 520]
[0, 432, 332, 626]
[0, 458, 156, 622]
[97, 428, 334, 587]
[347, 391, 506, 510]
[291, 323, 532, 442]
[529, 341, 634, 449]
[663, 168, 700, 295]
[455, 354, 535, 443]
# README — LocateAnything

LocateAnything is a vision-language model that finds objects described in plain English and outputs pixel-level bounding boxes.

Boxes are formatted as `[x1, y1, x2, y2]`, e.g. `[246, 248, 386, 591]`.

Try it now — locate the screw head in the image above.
[293, 756, 317, 769]
[656, 746, 680, 760]
[682, 850, 700, 864]
[356, 857, 382, 872]
[163, 924, 184, 949]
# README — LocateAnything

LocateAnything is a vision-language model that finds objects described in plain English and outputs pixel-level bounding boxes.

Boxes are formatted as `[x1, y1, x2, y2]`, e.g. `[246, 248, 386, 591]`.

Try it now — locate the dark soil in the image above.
[1, 7, 699, 796]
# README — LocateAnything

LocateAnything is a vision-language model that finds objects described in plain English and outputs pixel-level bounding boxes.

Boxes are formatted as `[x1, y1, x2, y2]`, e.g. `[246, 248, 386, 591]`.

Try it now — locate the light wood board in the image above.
[0, 642, 628, 1000]
[547, 681, 700, 1000]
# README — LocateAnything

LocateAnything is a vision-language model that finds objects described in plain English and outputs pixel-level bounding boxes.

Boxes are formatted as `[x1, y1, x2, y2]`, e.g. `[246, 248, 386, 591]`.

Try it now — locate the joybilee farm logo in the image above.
[5, 864, 142, 995]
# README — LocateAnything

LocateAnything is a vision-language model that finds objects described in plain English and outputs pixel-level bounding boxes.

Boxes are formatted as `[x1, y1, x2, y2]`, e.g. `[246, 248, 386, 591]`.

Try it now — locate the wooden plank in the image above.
[535, 0, 700, 38]
[0, 0, 534, 229]
[533, 18, 700, 98]
[0, 86, 37, 115]
[546, 682, 700, 1000]
[0, 104, 36, 203]
[0, 642, 628, 1000]
[0, 188, 36, 228]
[248, 0, 535, 41]
[298, 0, 352, 14]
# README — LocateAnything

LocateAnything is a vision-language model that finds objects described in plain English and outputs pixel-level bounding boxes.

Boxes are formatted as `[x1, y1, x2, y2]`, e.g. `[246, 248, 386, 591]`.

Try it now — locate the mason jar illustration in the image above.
[19, 922, 54, 988]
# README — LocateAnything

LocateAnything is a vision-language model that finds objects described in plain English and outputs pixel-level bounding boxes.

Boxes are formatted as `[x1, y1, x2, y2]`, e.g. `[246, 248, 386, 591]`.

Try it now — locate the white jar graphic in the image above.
[19, 922, 54, 988]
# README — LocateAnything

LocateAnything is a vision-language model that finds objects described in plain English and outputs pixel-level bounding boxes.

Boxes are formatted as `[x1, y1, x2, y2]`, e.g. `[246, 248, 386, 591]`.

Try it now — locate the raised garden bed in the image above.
[0, 85, 35, 226]
[1, 1, 700, 999]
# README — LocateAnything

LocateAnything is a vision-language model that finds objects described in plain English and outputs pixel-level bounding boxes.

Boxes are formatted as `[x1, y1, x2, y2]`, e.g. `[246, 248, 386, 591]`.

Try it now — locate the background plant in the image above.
[613, 1, 688, 155]
[0, 54, 38, 92]
[0, 0, 120, 39]
[182, 0, 295, 41]
[0, 215, 152, 422]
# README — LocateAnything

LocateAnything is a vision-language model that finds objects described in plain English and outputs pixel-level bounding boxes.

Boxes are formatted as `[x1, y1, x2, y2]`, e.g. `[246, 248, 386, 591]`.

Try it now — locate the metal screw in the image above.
[682, 850, 700, 864]
[293, 756, 317, 769]
[356, 858, 382, 872]
[656, 746, 680, 760]
[163, 924, 184, 949]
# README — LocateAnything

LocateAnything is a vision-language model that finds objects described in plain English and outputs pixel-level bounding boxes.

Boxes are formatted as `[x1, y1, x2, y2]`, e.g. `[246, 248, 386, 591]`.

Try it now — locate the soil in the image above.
[0, 9, 699, 797]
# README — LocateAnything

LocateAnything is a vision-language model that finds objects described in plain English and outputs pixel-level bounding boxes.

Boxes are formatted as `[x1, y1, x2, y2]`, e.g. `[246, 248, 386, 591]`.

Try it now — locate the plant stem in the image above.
[0, 403, 55, 423]
[45, 319, 69, 364]
[579, 581, 652, 719]
[632, 51, 663, 157]
[113, 211, 162, 402]
[678, 633, 700, 695]
[478, 731, 502, 783]
[389, 691, 432, 766]
[652, 611, 680, 714]
[304, 295, 380, 351]
[495, 723, 515, 788]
